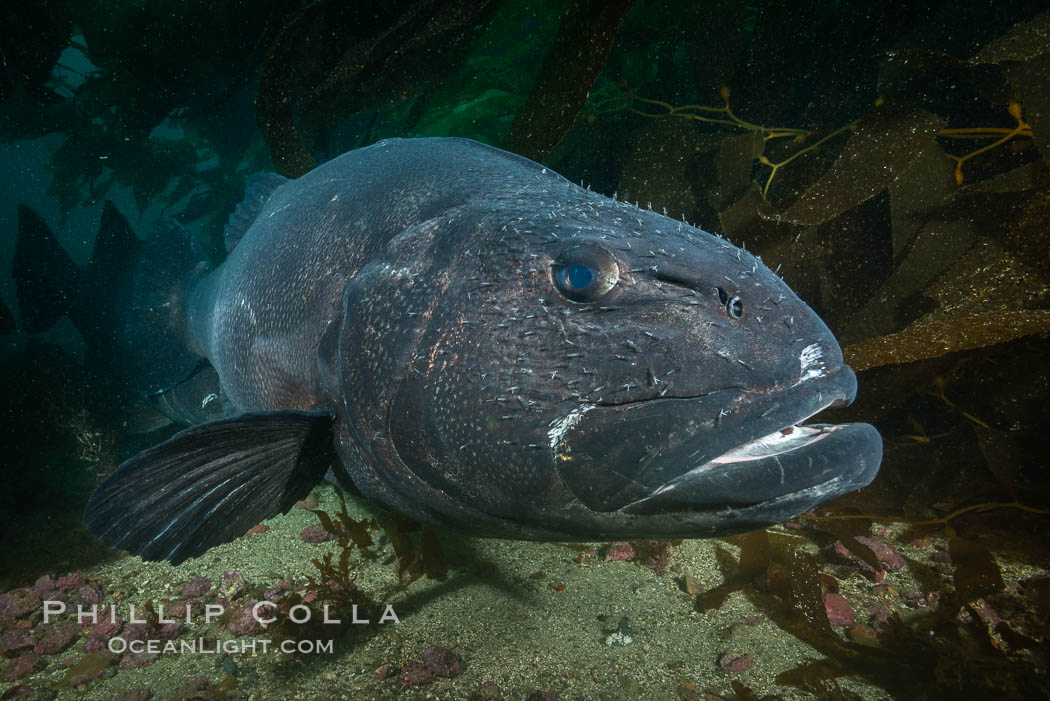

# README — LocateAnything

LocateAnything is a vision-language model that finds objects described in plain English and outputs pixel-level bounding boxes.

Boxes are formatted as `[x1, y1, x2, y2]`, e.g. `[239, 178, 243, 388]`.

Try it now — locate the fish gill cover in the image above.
[0, 1, 1049, 699]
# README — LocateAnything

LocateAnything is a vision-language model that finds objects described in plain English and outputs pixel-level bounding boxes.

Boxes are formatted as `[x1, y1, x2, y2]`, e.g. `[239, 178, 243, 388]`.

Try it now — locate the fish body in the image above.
[84, 137, 882, 563]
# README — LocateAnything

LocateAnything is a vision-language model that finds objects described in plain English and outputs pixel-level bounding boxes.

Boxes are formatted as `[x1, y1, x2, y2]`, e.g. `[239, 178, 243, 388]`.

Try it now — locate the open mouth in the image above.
[691, 388, 855, 471]
[703, 422, 841, 467]
[619, 390, 882, 516]
[554, 363, 882, 515]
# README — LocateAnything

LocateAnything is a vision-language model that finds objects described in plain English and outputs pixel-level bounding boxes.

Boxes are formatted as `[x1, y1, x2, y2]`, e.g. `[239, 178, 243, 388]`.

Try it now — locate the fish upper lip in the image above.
[586, 362, 855, 431]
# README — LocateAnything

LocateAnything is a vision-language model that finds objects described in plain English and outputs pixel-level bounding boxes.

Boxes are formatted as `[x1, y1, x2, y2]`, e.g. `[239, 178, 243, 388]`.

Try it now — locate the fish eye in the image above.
[551, 245, 619, 303]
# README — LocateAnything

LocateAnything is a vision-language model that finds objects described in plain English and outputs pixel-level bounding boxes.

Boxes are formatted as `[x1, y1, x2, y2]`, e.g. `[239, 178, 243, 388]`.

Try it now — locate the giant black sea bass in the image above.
[82, 138, 882, 564]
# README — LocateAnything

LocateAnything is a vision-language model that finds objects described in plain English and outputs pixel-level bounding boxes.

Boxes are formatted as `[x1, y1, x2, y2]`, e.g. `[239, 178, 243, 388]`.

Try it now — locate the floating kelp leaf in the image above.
[736, 529, 771, 579]
[127, 140, 197, 215]
[790, 549, 833, 634]
[503, 0, 635, 161]
[255, 2, 321, 177]
[717, 131, 766, 210]
[972, 11, 1050, 169]
[412, 88, 523, 143]
[949, 537, 1005, 603]
[776, 658, 846, 689]
[719, 183, 795, 255]
[777, 106, 945, 226]
[807, 192, 895, 330]
[1003, 186, 1050, 281]
[845, 309, 1050, 371]
[421, 527, 448, 581]
[878, 49, 994, 120]
[848, 166, 1048, 344]
[748, 188, 894, 331]
[840, 218, 975, 344]
[925, 237, 1049, 314]
[257, 1, 493, 176]
[971, 9, 1050, 65]
[845, 230, 1050, 368]
[974, 426, 1024, 502]
[964, 161, 1047, 194]
[47, 122, 112, 211]
[341, 515, 375, 554]
[887, 140, 958, 257]
[895, 423, 1012, 522]
[1001, 55, 1050, 169]
[618, 120, 721, 228]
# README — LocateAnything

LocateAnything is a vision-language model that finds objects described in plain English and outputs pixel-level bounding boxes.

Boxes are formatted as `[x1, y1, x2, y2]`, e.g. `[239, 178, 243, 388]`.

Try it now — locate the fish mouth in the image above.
[620, 413, 880, 518]
[554, 364, 882, 519]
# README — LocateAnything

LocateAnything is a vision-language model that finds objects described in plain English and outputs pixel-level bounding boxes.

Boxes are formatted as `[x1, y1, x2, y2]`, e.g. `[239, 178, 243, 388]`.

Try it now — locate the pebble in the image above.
[0, 653, 46, 681]
[718, 652, 754, 673]
[604, 542, 635, 562]
[400, 660, 435, 688]
[823, 592, 855, 627]
[181, 576, 212, 598]
[219, 571, 247, 599]
[33, 623, 79, 655]
[55, 574, 86, 593]
[300, 524, 335, 543]
[423, 645, 463, 678]
[605, 617, 633, 646]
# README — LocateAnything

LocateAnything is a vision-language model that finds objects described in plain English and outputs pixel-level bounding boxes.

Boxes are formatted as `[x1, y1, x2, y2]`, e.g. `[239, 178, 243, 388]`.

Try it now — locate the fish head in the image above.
[336, 182, 881, 540]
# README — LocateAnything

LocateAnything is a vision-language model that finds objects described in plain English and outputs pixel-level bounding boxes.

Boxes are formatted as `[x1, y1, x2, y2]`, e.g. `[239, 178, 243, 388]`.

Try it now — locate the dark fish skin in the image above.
[85, 137, 882, 563]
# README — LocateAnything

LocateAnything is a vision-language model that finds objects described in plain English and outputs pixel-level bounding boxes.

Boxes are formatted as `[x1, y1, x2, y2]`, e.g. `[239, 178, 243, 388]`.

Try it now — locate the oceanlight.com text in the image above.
[107, 637, 334, 655]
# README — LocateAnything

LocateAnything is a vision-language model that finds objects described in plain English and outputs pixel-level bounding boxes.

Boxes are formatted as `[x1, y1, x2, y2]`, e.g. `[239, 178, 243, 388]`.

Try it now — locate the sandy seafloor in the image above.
[11, 483, 1041, 701]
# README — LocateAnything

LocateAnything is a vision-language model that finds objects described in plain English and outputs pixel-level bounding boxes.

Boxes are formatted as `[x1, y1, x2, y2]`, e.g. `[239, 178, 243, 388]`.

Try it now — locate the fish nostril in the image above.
[715, 288, 744, 318]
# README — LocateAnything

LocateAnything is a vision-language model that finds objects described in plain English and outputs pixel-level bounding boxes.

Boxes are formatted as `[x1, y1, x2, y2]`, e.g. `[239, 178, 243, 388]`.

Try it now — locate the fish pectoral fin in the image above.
[84, 409, 336, 565]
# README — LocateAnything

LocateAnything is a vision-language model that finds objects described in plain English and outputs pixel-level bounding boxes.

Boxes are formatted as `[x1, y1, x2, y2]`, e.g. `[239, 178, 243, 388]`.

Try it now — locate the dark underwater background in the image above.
[1, 1, 1049, 699]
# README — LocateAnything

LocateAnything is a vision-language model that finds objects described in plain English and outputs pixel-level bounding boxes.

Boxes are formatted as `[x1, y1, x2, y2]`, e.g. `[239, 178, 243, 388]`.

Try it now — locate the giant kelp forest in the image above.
[1, 1, 1049, 699]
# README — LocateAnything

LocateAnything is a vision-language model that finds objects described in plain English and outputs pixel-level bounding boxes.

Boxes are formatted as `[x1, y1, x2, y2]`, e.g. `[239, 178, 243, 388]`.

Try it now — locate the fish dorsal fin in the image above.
[224, 172, 288, 253]
[92, 201, 140, 271]
[84, 409, 336, 564]
[14, 204, 80, 332]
